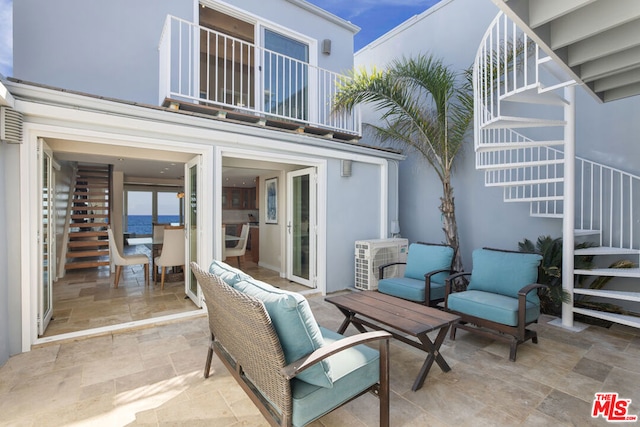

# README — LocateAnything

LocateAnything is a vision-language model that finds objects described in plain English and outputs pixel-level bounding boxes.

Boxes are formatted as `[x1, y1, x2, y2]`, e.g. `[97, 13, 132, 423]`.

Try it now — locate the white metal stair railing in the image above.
[474, 12, 640, 328]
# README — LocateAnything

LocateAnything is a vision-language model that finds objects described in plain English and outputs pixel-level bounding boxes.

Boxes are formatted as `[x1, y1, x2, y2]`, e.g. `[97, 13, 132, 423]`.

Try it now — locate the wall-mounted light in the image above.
[322, 39, 331, 55]
[176, 192, 185, 199]
[341, 159, 352, 177]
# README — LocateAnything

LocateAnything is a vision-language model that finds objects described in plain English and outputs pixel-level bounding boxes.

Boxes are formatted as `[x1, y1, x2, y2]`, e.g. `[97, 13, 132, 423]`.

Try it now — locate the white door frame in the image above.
[37, 138, 54, 336]
[217, 146, 326, 294]
[21, 123, 213, 350]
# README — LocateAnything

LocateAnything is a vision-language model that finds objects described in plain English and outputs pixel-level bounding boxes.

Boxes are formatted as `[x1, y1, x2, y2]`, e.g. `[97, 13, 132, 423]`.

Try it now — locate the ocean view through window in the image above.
[126, 215, 182, 236]
[125, 189, 183, 236]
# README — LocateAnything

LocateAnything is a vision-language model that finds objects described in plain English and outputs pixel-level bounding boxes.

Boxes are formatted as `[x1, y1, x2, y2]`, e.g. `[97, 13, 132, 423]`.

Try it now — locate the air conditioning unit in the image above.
[0, 106, 23, 144]
[355, 238, 408, 291]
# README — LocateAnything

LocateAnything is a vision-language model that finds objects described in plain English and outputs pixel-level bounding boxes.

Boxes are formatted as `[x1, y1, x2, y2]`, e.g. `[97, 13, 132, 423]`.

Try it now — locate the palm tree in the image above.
[333, 54, 473, 272]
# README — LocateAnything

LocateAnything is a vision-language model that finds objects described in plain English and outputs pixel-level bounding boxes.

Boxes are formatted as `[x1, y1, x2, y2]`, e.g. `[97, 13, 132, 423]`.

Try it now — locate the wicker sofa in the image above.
[191, 261, 391, 427]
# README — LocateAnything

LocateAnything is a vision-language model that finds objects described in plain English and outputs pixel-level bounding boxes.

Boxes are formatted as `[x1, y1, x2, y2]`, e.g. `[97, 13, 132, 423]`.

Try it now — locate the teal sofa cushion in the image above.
[208, 259, 251, 286]
[404, 243, 454, 284]
[467, 249, 542, 304]
[233, 278, 333, 388]
[291, 327, 380, 427]
[378, 277, 445, 302]
[447, 290, 540, 326]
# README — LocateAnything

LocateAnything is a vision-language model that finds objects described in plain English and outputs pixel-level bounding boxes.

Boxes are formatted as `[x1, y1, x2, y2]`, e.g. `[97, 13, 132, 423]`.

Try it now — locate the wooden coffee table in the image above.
[325, 291, 460, 391]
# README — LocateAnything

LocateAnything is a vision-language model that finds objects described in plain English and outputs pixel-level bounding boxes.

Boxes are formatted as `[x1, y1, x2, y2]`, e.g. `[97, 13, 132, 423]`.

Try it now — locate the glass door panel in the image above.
[286, 167, 316, 288]
[185, 157, 200, 305]
[39, 141, 54, 336]
[263, 29, 309, 120]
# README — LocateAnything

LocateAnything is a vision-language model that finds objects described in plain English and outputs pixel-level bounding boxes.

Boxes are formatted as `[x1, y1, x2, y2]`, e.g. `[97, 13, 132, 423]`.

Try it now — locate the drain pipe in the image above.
[562, 85, 576, 329]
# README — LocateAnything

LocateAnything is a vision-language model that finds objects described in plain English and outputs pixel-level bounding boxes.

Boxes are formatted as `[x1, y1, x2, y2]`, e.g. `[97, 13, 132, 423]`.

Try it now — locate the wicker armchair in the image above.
[190, 262, 391, 427]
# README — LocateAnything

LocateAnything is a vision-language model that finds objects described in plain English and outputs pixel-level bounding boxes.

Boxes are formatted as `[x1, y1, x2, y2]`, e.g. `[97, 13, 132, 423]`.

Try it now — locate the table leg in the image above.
[336, 308, 354, 334]
[335, 308, 368, 334]
[412, 325, 452, 391]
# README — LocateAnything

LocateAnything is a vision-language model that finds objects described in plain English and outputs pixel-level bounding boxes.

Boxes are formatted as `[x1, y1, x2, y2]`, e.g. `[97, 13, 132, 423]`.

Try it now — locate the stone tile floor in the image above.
[2, 258, 640, 426]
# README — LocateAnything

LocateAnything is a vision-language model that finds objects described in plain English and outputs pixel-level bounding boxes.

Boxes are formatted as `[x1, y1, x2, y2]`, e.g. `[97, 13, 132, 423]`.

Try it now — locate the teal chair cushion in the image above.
[404, 243, 454, 284]
[291, 327, 380, 427]
[233, 278, 333, 388]
[378, 277, 445, 302]
[467, 249, 542, 304]
[447, 290, 540, 326]
[208, 259, 251, 286]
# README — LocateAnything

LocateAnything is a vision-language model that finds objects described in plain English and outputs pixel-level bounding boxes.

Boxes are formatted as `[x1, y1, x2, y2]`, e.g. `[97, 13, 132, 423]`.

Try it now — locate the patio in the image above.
[2, 274, 639, 427]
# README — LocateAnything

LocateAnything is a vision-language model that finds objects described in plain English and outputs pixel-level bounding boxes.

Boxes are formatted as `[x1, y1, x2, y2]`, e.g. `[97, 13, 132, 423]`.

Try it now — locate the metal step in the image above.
[476, 158, 564, 170]
[572, 307, 640, 329]
[574, 288, 640, 303]
[504, 194, 563, 202]
[481, 116, 566, 130]
[499, 85, 569, 106]
[476, 140, 565, 152]
[530, 212, 563, 219]
[485, 177, 564, 187]
[574, 268, 640, 278]
[574, 247, 640, 257]
[574, 229, 601, 237]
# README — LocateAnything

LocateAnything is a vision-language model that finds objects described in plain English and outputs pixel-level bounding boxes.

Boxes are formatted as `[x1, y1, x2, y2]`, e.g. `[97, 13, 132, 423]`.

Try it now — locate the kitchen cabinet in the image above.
[222, 186, 258, 210]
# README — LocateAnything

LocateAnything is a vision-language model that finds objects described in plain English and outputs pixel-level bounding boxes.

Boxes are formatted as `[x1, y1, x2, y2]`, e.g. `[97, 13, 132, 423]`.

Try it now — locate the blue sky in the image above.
[0, 0, 440, 78]
[309, 0, 441, 51]
[0, 0, 10, 77]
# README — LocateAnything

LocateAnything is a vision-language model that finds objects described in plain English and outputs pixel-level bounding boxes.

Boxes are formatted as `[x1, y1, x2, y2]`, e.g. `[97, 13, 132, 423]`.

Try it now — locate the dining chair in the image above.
[225, 223, 250, 268]
[107, 227, 149, 288]
[154, 226, 185, 290]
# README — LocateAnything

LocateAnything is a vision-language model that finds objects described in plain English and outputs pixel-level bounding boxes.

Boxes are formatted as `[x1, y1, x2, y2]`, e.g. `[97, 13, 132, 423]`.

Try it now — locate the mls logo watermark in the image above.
[592, 393, 638, 422]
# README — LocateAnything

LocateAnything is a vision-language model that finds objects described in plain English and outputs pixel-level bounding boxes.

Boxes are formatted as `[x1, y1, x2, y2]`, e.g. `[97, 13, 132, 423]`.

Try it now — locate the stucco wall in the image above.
[325, 158, 385, 292]
[355, 0, 640, 271]
[13, 0, 356, 106]
[13, 0, 194, 105]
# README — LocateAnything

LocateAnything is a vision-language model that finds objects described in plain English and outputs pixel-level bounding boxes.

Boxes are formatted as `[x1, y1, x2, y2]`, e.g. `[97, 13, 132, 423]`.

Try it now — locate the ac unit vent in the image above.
[354, 238, 408, 291]
[1, 106, 23, 144]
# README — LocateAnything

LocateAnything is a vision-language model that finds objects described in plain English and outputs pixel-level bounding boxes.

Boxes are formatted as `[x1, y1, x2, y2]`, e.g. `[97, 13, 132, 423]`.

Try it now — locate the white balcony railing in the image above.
[159, 15, 360, 136]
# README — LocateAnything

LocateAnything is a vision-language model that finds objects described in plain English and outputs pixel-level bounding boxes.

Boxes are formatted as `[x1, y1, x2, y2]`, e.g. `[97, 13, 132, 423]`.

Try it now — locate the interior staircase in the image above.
[64, 164, 112, 271]
[473, 12, 640, 329]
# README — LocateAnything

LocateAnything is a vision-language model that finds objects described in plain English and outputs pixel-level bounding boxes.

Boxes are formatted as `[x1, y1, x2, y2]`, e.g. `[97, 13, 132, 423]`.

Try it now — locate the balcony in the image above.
[159, 15, 361, 137]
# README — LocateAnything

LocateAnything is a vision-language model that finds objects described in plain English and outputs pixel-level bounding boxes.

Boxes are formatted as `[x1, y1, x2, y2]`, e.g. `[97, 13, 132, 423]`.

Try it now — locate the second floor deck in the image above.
[159, 15, 361, 139]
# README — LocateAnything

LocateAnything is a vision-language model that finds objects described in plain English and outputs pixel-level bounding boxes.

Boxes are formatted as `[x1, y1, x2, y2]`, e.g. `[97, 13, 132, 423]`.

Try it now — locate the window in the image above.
[124, 188, 183, 236]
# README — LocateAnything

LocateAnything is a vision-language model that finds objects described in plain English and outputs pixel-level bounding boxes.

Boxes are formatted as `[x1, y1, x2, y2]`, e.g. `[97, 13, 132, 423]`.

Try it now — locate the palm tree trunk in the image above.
[440, 177, 463, 272]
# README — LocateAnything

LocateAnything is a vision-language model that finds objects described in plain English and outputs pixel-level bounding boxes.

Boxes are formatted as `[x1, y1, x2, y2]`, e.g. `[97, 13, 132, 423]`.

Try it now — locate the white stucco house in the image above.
[0, 0, 404, 362]
[2, 0, 639, 367]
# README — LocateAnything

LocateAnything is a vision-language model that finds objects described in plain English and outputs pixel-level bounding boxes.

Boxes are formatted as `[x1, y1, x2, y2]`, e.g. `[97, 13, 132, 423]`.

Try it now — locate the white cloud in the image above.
[0, 0, 12, 77]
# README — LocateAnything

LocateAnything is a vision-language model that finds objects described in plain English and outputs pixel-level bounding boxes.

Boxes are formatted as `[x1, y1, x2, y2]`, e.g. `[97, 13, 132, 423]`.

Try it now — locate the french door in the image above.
[184, 156, 201, 306]
[262, 29, 309, 121]
[38, 139, 54, 336]
[286, 167, 316, 288]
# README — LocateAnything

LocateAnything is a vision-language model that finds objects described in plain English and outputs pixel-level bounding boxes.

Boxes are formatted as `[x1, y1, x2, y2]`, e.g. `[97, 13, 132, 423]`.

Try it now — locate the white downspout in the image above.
[562, 85, 576, 328]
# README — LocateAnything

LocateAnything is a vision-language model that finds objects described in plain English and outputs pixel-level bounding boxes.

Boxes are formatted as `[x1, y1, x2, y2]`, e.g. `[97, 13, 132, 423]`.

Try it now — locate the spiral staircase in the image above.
[473, 9, 640, 329]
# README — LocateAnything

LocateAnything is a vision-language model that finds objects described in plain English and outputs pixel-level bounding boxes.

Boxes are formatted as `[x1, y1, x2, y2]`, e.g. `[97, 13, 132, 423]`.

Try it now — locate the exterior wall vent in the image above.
[0, 106, 24, 144]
